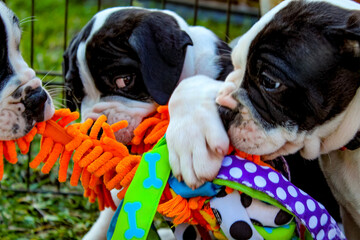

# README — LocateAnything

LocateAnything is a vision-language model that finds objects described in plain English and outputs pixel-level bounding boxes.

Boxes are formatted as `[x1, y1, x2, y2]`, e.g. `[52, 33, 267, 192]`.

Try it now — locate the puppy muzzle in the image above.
[22, 86, 49, 122]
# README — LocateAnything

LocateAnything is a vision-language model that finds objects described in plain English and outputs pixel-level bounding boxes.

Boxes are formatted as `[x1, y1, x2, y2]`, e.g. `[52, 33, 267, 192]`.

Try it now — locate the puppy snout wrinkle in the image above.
[22, 87, 48, 122]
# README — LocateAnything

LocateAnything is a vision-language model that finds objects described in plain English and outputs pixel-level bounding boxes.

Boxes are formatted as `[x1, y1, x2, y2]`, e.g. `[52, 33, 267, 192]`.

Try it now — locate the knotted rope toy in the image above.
[0, 107, 345, 240]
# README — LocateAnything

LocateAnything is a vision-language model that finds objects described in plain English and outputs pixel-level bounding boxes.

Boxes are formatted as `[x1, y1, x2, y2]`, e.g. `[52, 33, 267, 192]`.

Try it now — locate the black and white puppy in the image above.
[0, 2, 54, 140]
[63, 6, 232, 145]
[63, 6, 233, 239]
[167, 0, 360, 238]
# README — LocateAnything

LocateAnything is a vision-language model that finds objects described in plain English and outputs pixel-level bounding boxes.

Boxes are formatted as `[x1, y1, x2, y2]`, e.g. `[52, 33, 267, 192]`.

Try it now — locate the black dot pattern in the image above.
[240, 193, 252, 208]
[274, 209, 293, 225]
[229, 220, 253, 240]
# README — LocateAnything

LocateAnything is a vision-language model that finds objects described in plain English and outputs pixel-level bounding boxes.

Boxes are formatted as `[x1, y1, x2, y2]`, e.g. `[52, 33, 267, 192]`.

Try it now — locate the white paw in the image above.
[166, 75, 229, 189]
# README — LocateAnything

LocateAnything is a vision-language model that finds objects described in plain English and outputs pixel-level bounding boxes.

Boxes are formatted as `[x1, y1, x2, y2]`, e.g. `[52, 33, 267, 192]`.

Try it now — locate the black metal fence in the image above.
[0, 0, 259, 196]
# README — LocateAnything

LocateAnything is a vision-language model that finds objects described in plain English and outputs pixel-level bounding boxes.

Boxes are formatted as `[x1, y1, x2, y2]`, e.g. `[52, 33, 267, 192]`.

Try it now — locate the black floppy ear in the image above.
[62, 19, 95, 111]
[63, 35, 83, 111]
[129, 13, 193, 105]
[325, 11, 360, 57]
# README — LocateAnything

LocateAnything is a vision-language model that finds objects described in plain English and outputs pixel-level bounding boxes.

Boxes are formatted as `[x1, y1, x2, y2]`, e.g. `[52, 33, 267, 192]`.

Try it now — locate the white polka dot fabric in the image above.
[216, 156, 346, 240]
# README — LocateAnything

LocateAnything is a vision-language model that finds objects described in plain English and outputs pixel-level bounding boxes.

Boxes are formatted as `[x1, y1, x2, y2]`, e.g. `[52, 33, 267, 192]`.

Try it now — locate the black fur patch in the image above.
[85, 9, 192, 105]
[216, 40, 234, 81]
[240, 1, 360, 131]
[0, 15, 14, 91]
[63, 18, 95, 111]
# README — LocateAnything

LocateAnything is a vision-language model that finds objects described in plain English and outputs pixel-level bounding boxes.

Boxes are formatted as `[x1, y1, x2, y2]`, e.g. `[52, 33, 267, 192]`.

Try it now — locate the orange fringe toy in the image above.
[129, 105, 169, 154]
[108, 106, 272, 238]
[0, 106, 268, 214]
[0, 109, 141, 211]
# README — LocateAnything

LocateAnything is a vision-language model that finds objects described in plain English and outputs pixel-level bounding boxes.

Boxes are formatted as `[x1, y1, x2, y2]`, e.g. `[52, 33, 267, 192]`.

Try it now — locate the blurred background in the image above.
[0, 0, 260, 239]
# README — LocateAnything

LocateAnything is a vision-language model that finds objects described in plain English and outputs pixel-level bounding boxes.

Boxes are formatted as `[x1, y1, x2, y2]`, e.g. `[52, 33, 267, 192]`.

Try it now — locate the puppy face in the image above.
[63, 7, 193, 144]
[0, 2, 54, 140]
[218, 0, 360, 160]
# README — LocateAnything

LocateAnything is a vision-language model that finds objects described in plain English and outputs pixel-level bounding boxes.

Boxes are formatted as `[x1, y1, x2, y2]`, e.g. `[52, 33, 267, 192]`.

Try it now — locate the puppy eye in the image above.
[114, 74, 135, 89]
[260, 72, 282, 91]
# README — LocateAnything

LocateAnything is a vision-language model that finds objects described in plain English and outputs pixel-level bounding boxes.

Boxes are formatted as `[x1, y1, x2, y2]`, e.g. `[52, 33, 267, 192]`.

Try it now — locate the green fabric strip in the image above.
[213, 178, 292, 214]
[111, 137, 170, 240]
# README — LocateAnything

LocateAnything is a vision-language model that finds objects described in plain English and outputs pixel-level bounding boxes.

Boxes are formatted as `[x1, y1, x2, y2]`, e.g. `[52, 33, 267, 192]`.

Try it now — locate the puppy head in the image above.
[63, 7, 192, 143]
[0, 2, 54, 140]
[218, 0, 360, 160]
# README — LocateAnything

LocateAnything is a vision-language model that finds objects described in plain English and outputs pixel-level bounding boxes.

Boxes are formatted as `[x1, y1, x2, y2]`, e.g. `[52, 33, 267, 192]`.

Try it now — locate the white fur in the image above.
[82, 96, 156, 144]
[78, 7, 223, 145]
[78, 7, 226, 239]
[77, 42, 101, 108]
[216, 0, 360, 160]
[230, 0, 292, 83]
[167, 75, 229, 189]
[187, 26, 222, 78]
[319, 149, 360, 239]
[320, 88, 360, 154]
[318, 86, 360, 239]
[230, 0, 360, 89]
[82, 190, 121, 240]
[0, 2, 54, 140]
[166, 0, 360, 239]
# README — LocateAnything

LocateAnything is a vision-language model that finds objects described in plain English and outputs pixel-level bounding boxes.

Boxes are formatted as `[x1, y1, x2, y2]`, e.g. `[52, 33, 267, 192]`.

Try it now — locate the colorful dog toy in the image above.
[0, 107, 345, 240]
[107, 137, 346, 240]
[0, 109, 138, 210]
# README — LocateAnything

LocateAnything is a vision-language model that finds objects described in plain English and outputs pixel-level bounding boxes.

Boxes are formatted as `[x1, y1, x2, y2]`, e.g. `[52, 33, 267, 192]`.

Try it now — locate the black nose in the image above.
[23, 87, 48, 122]
[217, 104, 238, 130]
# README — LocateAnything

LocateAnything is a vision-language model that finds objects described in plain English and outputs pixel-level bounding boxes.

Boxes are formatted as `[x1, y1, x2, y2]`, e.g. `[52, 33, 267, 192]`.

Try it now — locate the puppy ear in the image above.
[129, 13, 193, 105]
[62, 19, 94, 111]
[325, 11, 360, 57]
[63, 35, 83, 111]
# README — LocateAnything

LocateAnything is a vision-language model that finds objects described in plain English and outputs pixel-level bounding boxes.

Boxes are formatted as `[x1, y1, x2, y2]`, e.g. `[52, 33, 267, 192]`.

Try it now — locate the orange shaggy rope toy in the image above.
[0, 106, 266, 213]
[0, 109, 138, 210]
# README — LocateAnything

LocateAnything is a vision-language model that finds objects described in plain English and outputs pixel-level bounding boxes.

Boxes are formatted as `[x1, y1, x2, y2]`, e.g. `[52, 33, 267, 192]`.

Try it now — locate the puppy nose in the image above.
[23, 87, 48, 122]
[218, 105, 239, 130]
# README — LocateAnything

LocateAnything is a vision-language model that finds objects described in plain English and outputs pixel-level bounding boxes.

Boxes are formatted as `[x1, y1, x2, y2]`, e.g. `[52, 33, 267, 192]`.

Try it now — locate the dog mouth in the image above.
[20, 87, 55, 136]
[22, 87, 51, 122]
[114, 127, 135, 145]
[218, 104, 285, 157]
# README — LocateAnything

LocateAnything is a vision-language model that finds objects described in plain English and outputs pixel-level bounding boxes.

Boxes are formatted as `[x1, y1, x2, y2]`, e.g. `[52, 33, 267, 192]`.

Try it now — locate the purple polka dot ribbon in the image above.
[216, 155, 346, 240]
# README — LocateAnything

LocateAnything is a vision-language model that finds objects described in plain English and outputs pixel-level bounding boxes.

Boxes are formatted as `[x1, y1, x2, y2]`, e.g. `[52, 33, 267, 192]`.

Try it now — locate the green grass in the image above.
[0, 191, 99, 240]
[0, 0, 257, 238]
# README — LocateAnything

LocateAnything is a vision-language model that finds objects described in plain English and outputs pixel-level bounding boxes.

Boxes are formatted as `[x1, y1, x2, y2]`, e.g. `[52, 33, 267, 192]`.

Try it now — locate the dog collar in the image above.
[344, 131, 360, 150]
